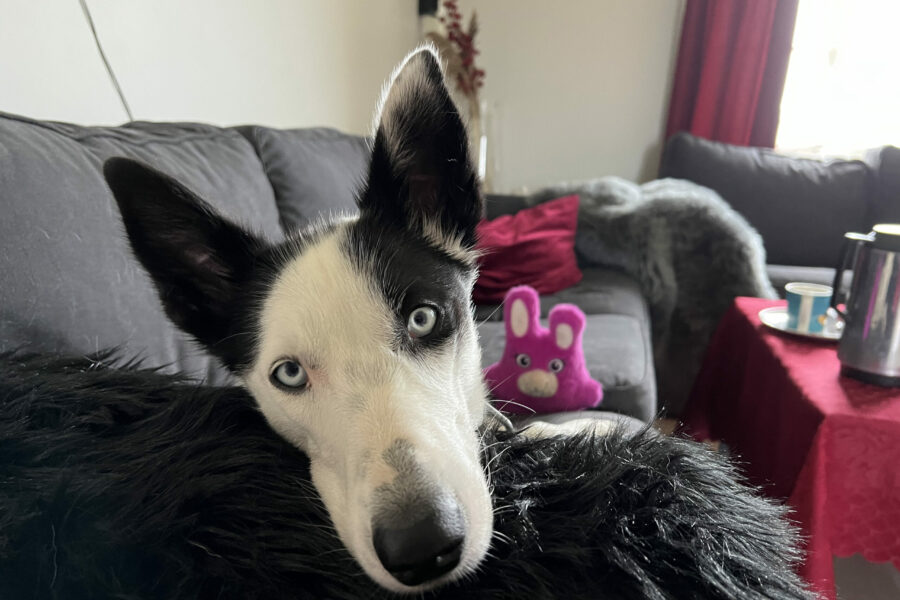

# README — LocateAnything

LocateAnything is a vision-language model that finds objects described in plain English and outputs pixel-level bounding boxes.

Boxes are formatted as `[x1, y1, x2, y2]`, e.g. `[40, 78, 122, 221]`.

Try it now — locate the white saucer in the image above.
[758, 306, 842, 341]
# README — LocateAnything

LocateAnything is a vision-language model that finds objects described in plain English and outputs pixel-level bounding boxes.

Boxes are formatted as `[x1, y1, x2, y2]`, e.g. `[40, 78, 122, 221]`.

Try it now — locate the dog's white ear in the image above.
[360, 46, 483, 257]
[104, 157, 265, 367]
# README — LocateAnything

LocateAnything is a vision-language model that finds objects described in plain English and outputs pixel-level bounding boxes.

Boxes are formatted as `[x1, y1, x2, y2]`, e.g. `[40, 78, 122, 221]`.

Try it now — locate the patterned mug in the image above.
[785, 282, 833, 334]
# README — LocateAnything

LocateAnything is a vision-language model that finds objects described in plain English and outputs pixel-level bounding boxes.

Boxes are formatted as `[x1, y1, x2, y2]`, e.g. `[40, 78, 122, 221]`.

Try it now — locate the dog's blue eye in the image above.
[516, 354, 531, 368]
[271, 360, 308, 390]
[407, 306, 437, 338]
[549, 359, 565, 373]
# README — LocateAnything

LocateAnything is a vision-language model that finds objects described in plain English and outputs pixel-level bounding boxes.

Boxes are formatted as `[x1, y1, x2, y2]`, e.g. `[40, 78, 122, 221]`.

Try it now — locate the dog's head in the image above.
[104, 47, 492, 593]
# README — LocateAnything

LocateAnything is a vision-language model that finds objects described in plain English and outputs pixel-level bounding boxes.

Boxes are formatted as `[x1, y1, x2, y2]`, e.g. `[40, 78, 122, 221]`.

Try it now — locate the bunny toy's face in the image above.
[485, 286, 603, 415]
[506, 296, 580, 399]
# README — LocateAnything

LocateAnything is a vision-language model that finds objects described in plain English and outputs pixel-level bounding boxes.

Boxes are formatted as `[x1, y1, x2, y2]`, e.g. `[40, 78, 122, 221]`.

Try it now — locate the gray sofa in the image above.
[659, 132, 900, 294]
[0, 111, 656, 423]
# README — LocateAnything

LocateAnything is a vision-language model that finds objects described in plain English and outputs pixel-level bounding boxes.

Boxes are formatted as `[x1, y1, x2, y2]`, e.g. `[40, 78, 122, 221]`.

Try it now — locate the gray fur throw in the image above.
[528, 177, 777, 416]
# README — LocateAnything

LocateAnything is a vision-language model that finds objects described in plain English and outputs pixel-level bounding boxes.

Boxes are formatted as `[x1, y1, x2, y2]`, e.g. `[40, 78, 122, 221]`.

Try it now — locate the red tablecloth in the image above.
[683, 297, 900, 600]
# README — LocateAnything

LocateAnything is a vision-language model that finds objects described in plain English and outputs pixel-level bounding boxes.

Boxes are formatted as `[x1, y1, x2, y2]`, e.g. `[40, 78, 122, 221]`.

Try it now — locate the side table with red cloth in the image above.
[682, 297, 900, 600]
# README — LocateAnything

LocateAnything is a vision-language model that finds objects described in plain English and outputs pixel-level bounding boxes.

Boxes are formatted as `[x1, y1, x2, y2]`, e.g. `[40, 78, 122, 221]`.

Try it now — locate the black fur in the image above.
[358, 50, 483, 250]
[104, 157, 346, 373]
[345, 220, 472, 353]
[104, 157, 270, 372]
[0, 352, 814, 599]
[345, 48, 484, 355]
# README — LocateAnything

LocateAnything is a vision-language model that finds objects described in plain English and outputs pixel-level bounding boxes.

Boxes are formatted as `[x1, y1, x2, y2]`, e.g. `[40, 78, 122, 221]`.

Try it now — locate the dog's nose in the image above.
[372, 499, 465, 587]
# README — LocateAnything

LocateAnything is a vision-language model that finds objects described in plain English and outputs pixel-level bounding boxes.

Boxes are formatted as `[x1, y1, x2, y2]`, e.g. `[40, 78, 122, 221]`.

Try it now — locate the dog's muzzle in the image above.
[372, 494, 465, 587]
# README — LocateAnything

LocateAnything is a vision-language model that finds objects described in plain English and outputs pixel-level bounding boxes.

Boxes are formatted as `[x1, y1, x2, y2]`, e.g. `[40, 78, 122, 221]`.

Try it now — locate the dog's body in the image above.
[0, 47, 813, 598]
[0, 352, 813, 599]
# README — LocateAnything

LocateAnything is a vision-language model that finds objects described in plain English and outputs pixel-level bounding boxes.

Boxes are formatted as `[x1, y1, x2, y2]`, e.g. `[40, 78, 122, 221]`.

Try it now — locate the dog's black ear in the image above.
[104, 158, 265, 362]
[360, 46, 483, 256]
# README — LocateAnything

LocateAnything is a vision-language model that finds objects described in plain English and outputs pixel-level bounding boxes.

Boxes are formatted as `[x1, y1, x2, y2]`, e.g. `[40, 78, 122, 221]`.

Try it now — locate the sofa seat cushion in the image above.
[237, 126, 370, 233]
[477, 268, 655, 422]
[0, 112, 283, 383]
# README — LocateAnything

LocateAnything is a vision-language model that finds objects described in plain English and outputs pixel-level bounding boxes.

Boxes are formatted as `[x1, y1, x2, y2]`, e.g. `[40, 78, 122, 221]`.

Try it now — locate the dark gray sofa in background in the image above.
[0, 112, 656, 423]
[659, 131, 900, 294]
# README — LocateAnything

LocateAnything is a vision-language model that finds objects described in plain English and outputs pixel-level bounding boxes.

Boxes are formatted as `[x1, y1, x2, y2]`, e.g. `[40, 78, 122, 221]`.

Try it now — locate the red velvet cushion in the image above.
[473, 194, 583, 304]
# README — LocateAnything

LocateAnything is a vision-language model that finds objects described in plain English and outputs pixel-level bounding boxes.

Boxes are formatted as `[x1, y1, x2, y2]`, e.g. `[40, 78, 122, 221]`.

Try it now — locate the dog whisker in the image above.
[208, 329, 255, 348]
[490, 397, 537, 414]
[489, 530, 513, 547]
[296, 522, 341, 532]
[474, 302, 503, 326]
[480, 440, 505, 452]
[486, 373, 515, 394]
[483, 446, 510, 474]
[313, 547, 353, 558]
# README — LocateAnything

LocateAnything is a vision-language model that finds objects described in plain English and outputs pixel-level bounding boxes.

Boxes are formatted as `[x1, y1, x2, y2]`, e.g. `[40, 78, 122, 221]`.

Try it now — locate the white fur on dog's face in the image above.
[242, 227, 492, 593]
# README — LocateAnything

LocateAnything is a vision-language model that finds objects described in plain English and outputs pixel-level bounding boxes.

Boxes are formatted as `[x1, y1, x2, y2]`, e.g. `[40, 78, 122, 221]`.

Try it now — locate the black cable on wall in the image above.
[78, 0, 134, 121]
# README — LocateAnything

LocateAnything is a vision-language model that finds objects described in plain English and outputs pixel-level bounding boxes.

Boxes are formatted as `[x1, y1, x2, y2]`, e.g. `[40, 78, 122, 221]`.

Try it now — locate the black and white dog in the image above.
[0, 47, 814, 599]
[105, 47, 494, 593]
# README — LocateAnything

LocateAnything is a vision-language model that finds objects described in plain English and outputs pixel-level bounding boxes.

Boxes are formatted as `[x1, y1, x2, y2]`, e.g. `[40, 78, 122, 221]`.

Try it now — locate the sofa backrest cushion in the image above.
[659, 132, 873, 268]
[237, 126, 371, 233]
[484, 194, 529, 220]
[866, 145, 900, 226]
[0, 113, 283, 383]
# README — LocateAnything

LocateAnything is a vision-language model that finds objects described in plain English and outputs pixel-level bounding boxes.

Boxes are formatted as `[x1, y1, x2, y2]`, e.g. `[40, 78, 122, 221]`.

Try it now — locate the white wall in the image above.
[456, 0, 684, 191]
[2, 1, 683, 186]
[0, 0, 419, 134]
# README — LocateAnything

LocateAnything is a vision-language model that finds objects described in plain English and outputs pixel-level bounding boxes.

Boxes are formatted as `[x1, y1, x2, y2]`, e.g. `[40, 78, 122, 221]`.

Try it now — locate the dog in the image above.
[103, 46, 494, 594]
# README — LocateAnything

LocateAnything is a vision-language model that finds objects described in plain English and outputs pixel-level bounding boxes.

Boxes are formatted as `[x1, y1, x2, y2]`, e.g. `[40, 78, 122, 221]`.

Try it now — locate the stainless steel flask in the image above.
[831, 224, 900, 386]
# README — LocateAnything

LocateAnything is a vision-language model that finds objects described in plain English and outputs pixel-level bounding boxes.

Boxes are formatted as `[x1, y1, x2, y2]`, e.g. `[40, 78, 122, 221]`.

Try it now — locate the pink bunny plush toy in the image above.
[485, 285, 603, 414]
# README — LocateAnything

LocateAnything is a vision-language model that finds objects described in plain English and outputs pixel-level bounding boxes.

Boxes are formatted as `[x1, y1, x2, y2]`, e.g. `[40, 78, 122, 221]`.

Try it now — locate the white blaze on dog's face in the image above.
[247, 226, 489, 593]
[104, 46, 493, 594]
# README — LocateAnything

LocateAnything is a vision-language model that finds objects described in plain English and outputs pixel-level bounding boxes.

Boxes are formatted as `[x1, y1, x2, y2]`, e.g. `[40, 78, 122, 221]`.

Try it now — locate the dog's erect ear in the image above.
[104, 158, 265, 361]
[360, 46, 483, 257]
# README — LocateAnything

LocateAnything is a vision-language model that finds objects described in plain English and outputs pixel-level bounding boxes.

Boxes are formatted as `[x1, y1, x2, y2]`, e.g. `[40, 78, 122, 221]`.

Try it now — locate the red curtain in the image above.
[665, 0, 799, 148]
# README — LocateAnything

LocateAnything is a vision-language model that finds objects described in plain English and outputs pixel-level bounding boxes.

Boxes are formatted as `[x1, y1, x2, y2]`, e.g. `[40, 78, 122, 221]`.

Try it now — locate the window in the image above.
[775, 0, 900, 156]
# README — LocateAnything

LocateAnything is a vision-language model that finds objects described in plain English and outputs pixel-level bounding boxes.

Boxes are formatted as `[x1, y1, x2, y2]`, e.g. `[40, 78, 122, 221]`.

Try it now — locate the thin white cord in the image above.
[78, 0, 134, 121]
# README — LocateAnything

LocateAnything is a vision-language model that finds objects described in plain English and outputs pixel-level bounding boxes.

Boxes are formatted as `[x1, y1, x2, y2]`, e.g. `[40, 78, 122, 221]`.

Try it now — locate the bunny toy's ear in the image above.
[504, 286, 541, 339]
[548, 304, 587, 351]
